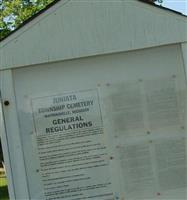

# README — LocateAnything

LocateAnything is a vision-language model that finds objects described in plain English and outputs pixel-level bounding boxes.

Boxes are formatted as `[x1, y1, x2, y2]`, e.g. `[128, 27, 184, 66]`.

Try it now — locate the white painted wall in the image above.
[0, 71, 30, 200]
[5, 44, 185, 199]
[0, 0, 186, 70]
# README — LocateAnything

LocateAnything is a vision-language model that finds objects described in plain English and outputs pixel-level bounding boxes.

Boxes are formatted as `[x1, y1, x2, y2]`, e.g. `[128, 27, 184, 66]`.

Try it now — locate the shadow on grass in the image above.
[0, 185, 9, 200]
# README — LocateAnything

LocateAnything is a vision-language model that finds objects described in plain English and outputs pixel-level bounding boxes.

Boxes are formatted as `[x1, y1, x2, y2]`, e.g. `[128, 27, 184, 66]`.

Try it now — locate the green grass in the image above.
[0, 177, 9, 200]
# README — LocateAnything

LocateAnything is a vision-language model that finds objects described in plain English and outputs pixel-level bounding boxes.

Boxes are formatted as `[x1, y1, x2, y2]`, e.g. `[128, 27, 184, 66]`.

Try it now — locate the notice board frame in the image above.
[0, 43, 187, 200]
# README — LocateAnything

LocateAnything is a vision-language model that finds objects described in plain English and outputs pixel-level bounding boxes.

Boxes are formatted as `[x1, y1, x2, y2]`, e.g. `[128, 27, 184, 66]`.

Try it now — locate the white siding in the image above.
[0, 0, 186, 70]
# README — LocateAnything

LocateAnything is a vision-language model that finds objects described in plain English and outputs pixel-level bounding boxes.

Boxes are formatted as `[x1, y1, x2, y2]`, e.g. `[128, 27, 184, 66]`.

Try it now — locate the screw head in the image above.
[4, 100, 10, 106]
[110, 156, 114, 160]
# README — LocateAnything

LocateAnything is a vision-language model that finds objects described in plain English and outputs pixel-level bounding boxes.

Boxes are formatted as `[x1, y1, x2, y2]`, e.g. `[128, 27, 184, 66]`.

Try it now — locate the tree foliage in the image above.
[0, 0, 55, 40]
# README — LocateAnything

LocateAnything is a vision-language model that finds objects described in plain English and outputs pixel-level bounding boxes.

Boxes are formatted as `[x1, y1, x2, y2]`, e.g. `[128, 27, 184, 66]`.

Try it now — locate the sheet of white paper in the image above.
[31, 89, 114, 200]
[145, 77, 184, 129]
[117, 142, 156, 199]
[154, 138, 186, 191]
[100, 77, 186, 199]
[102, 81, 145, 139]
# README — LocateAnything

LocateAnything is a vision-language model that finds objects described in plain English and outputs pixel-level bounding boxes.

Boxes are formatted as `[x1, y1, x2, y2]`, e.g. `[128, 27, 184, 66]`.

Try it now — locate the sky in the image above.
[158, 0, 187, 15]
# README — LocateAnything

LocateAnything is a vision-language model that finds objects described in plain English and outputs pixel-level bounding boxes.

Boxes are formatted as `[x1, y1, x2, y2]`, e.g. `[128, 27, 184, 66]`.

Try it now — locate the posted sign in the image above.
[31, 90, 113, 200]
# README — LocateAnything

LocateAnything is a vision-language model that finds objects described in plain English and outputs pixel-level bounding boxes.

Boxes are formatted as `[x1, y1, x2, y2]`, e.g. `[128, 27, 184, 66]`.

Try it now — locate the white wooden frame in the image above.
[0, 70, 30, 199]
[0, 43, 186, 199]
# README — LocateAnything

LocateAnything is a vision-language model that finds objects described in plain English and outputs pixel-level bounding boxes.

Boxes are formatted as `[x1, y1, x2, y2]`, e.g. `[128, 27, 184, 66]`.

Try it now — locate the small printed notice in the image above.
[101, 76, 186, 199]
[145, 78, 184, 129]
[31, 89, 113, 200]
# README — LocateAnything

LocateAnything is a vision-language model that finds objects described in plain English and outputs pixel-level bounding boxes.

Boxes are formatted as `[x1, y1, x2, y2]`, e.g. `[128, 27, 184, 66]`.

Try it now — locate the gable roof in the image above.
[0, 0, 186, 43]
[0, 0, 186, 70]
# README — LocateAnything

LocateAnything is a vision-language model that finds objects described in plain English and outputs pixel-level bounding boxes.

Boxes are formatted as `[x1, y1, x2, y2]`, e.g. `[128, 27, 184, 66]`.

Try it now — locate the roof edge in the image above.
[138, 0, 187, 17]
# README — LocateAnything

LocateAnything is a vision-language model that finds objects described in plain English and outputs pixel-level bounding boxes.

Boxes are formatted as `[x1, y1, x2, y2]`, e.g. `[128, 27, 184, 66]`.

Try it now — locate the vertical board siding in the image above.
[0, 0, 186, 70]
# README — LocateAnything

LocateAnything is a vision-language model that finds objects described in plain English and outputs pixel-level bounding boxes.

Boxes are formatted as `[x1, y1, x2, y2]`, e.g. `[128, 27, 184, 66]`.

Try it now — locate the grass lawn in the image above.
[0, 177, 9, 200]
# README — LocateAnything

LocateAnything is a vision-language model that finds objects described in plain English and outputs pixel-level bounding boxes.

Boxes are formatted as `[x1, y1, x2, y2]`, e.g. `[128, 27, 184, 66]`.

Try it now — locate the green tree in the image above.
[0, 0, 55, 40]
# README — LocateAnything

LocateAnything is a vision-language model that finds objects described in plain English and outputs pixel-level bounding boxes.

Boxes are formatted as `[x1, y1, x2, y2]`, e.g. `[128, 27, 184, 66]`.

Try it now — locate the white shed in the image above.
[0, 0, 187, 199]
